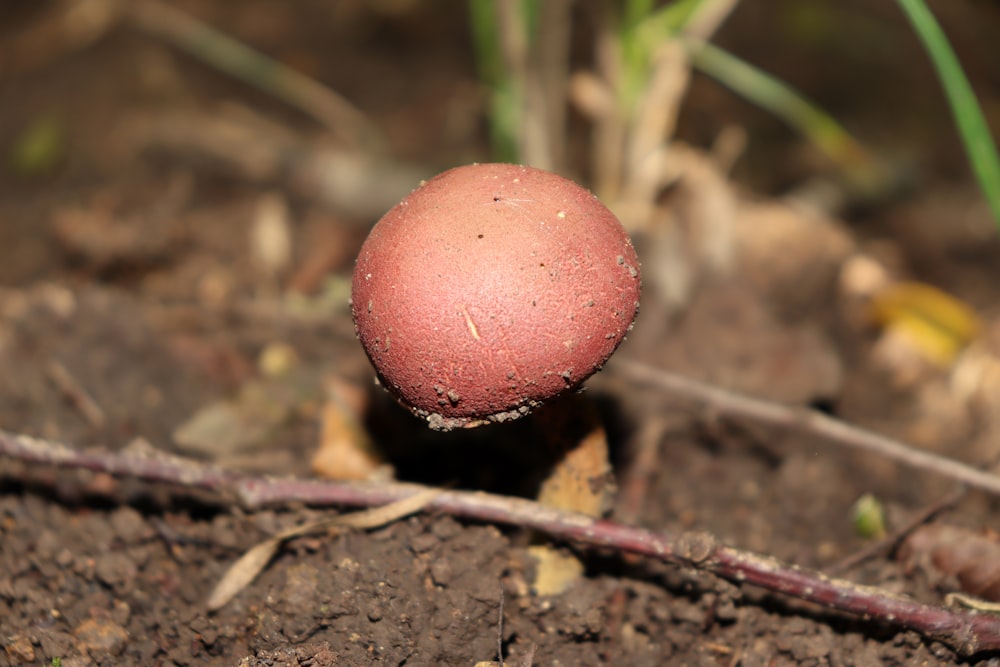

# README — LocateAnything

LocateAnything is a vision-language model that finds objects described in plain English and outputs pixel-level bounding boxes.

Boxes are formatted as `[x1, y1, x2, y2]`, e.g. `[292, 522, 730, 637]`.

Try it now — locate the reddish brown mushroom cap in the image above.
[351, 163, 640, 430]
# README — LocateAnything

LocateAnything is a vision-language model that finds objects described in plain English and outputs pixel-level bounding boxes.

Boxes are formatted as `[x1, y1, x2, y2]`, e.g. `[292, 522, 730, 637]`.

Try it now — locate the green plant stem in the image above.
[896, 0, 1000, 230]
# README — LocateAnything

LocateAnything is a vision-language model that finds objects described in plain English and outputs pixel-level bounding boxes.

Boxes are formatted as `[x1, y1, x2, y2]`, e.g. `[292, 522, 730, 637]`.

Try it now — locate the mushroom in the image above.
[351, 163, 641, 592]
[351, 163, 641, 430]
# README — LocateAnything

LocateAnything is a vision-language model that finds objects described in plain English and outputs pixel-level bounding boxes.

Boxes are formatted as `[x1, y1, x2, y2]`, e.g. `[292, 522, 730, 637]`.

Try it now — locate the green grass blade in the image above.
[684, 37, 883, 189]
[619, 0, 704, 112]
[896, 0, 1000, 230]
[468, 0, 544, 163]
[469, 0, 520, 162]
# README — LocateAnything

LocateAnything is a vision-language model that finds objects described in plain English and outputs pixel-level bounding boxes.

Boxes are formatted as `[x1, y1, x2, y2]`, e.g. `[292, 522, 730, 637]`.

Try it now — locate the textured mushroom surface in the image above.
[352, 163, 641, 430]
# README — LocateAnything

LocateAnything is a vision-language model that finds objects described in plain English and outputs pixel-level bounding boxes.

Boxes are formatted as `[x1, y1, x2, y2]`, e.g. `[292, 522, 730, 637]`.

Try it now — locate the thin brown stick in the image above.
[207, 487, 442, 611]
[126, 0, 380, 148]
[1, 430, 999, 656]
[0, 0, 122, 77]
[123, 107, 425, 220]
[45, 360, 107, 429]
[828, 486, 967, 576]
[611, 358, 1000, 498]
[616, 416, 669, 524]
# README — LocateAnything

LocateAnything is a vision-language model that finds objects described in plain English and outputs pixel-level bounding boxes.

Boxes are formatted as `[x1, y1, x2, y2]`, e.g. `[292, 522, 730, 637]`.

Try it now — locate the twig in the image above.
[45, 360, 107, 429]
[0, 0, 122, 77]
[126, 0, 381, 149]
[828, 486, 967, 576]
[1, 430, 999, 656]
[615, 416, 669, 524]
[123, 106, 426, 220]
[611, 358, 1000, 498]
[207, 487, 442, 610]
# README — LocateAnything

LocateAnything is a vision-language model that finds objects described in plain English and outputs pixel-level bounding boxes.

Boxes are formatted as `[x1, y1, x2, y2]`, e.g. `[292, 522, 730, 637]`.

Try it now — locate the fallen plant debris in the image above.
[899, 523, 1000, 603]
[207, 487, 442, 611]
[612, 358, 1000, 497]
[828, 485, 967, 577]
[2, 429, 1000, 656]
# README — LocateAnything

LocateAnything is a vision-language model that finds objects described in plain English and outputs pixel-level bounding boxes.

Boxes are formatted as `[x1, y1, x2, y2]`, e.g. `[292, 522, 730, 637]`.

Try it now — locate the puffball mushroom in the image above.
[351, 163, 641, 430]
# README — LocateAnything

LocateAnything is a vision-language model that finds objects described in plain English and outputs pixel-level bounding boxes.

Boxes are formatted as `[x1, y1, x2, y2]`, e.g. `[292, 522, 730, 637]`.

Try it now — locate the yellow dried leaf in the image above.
[311, 377, 389, 481]
[869, 282, 979, 366]
[527, 545, 585, 597]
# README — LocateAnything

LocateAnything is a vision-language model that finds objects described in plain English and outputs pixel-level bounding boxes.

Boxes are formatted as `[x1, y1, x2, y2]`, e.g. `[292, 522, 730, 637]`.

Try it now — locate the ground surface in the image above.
[3, 1, 1000, 665]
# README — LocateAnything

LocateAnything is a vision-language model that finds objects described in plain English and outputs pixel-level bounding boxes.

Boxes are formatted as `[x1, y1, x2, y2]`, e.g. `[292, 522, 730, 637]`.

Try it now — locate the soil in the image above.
[3, 1, 1000, 666]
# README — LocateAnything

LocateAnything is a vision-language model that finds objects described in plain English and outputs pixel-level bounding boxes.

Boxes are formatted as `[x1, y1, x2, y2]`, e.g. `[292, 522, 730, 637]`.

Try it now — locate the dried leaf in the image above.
[206, 537, 282, 611]
[898, 523, 1000, 602]
[174, 368, 318, 458]
[945, 593, 1000, 615]
[870, 282, 980, 366]
[534, 397, 614, 517]
[173, 400, 276, 457]
[528, 545, 585, 597]
[207, 487, 442, 611]
[311, 376, 389, 481]
[531, 396, 613, 594]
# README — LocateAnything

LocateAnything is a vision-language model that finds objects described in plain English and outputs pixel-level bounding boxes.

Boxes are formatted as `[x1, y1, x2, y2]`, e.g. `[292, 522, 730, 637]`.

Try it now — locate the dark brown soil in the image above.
[3, 2, 1000, 665]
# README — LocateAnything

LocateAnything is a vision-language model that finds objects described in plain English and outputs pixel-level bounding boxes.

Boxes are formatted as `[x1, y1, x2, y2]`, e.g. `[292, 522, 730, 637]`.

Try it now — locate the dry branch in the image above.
[126, 0, 380, 147]
[612, 358, 1000, 497]
[1, 429, 999, 656]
